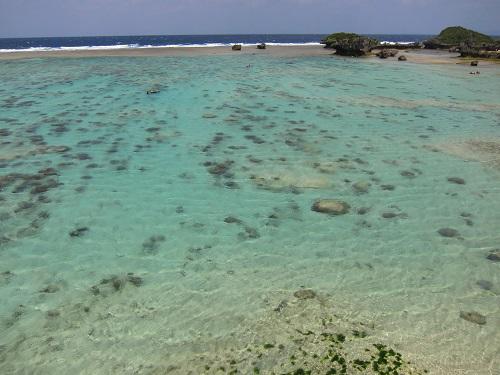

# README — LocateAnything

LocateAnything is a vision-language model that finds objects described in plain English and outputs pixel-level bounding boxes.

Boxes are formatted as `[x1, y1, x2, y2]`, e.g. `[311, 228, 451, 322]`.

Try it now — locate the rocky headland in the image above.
[424, 26, 500, 59]
[322, 27, 499, 60]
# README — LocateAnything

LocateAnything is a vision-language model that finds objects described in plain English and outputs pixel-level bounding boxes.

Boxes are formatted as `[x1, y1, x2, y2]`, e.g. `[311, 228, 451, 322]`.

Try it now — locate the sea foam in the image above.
[0, 42, 321, 53]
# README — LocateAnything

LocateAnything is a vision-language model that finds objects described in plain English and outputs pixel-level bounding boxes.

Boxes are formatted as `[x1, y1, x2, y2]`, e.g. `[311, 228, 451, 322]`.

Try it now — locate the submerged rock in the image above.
[92, 273, 144, 296]
[447, 177, 466, 185]
[224, 216, 242, 224]
[400, 170, 416, 178]
[437, 228, 459, 238]
[142, 235, 166, 254]
[206, 160, 233, 176]
[0, 271, 14, 285]
[486, 250, 500, 262]
[459, 311, 486, 325]
[69, 227, 89, 237]
[46, 309, 60, 318]
[311, 199, 350, 215]
[476, 280, 493, 291]
[357, 207, 370, 215]
[352, 181, 371, 194]
[381, 184, 396, 191]
[314, 161, 337, 174]
[39, 284, 60, 293]
[238, 226, 260, 240]
[381, 212, 398, 219]
[294, 289, 316, 300]
[251, 170, 330, 192]
[146, 87, 160, 95]
[127, 273, 144, 287]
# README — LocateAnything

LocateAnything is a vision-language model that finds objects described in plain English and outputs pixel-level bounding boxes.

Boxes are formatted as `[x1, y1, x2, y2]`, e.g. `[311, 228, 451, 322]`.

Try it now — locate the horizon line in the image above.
[0, 32, 444, 40]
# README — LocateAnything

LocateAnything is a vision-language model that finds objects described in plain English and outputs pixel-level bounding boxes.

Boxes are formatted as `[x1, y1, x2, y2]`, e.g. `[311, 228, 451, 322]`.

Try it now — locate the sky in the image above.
[0, 0, 499, 38]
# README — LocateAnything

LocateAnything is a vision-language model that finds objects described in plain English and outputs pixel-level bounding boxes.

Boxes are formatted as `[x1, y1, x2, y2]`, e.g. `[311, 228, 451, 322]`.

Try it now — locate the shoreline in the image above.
[1, 44, 499, 66]
[0, 45, 332, 60]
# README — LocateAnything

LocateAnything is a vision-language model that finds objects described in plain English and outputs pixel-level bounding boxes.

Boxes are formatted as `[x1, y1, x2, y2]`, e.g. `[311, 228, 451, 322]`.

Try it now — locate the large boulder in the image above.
[311, 199, 350, 215]
[232, 44, 242, 51]
[322, 32, 378, 56]
[257, 43, 266, 50]
[376, 49, 398, 58]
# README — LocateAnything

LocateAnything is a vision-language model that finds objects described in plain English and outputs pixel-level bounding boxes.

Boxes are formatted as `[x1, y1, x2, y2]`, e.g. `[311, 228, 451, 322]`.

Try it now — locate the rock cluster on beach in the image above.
[376, 49, 398, 59]
[321, 25, 499, 60]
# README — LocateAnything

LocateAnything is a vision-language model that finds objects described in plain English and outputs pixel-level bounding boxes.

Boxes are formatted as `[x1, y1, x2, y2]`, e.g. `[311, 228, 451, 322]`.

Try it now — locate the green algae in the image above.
[195, 320, 426, 374]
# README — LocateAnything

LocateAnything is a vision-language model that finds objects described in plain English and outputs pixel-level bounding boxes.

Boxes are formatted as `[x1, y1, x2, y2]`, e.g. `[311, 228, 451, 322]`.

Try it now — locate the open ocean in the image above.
[0, 34, 432, 52]
[0, 35, 499, 374]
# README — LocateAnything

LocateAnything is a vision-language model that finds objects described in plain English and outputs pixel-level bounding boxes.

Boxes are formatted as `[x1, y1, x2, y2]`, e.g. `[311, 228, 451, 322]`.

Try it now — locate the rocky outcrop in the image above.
[322, 32, 378, 56]
[424, 26, 494, 49]
[423, 26, 499, 58]
[459, 41, 500, 59]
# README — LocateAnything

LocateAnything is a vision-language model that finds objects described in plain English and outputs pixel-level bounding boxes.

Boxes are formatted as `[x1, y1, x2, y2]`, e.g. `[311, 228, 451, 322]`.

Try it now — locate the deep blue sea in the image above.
[0, 34, 432, 52]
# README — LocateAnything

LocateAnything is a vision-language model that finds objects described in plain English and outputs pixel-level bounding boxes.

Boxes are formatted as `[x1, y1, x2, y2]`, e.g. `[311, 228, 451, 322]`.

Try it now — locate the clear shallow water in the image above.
[0, 54, 499, 374]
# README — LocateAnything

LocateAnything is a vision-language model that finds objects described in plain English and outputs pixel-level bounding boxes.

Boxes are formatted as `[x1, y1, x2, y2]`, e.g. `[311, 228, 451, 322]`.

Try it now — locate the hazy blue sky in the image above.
[1, 0, 499, 38]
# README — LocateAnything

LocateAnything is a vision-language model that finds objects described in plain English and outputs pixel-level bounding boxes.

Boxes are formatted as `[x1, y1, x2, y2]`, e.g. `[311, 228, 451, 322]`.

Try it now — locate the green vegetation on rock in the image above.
[437, 26, 493, 45]
[424, 26, 494, 48]
[323, 33, 366, 46]
[322, 32, 378, 56]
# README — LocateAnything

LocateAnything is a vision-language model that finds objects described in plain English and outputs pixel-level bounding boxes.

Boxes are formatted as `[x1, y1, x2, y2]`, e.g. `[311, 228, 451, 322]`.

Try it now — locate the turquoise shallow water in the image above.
[0, 54, 500, 374]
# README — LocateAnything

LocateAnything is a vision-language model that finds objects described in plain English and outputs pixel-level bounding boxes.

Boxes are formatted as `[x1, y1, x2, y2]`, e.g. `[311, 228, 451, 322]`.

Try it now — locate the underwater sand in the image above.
[0, 52, 499, 374]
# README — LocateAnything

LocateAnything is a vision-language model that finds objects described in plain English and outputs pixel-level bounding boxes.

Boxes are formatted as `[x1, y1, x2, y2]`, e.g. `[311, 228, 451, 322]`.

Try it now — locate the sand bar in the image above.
[0, 45, 332, 60]
[1, 44, 498, 66]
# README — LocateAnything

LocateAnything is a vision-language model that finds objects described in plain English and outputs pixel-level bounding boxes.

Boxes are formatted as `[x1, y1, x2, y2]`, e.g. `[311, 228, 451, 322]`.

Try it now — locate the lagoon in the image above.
[0, 48, 499, 374]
